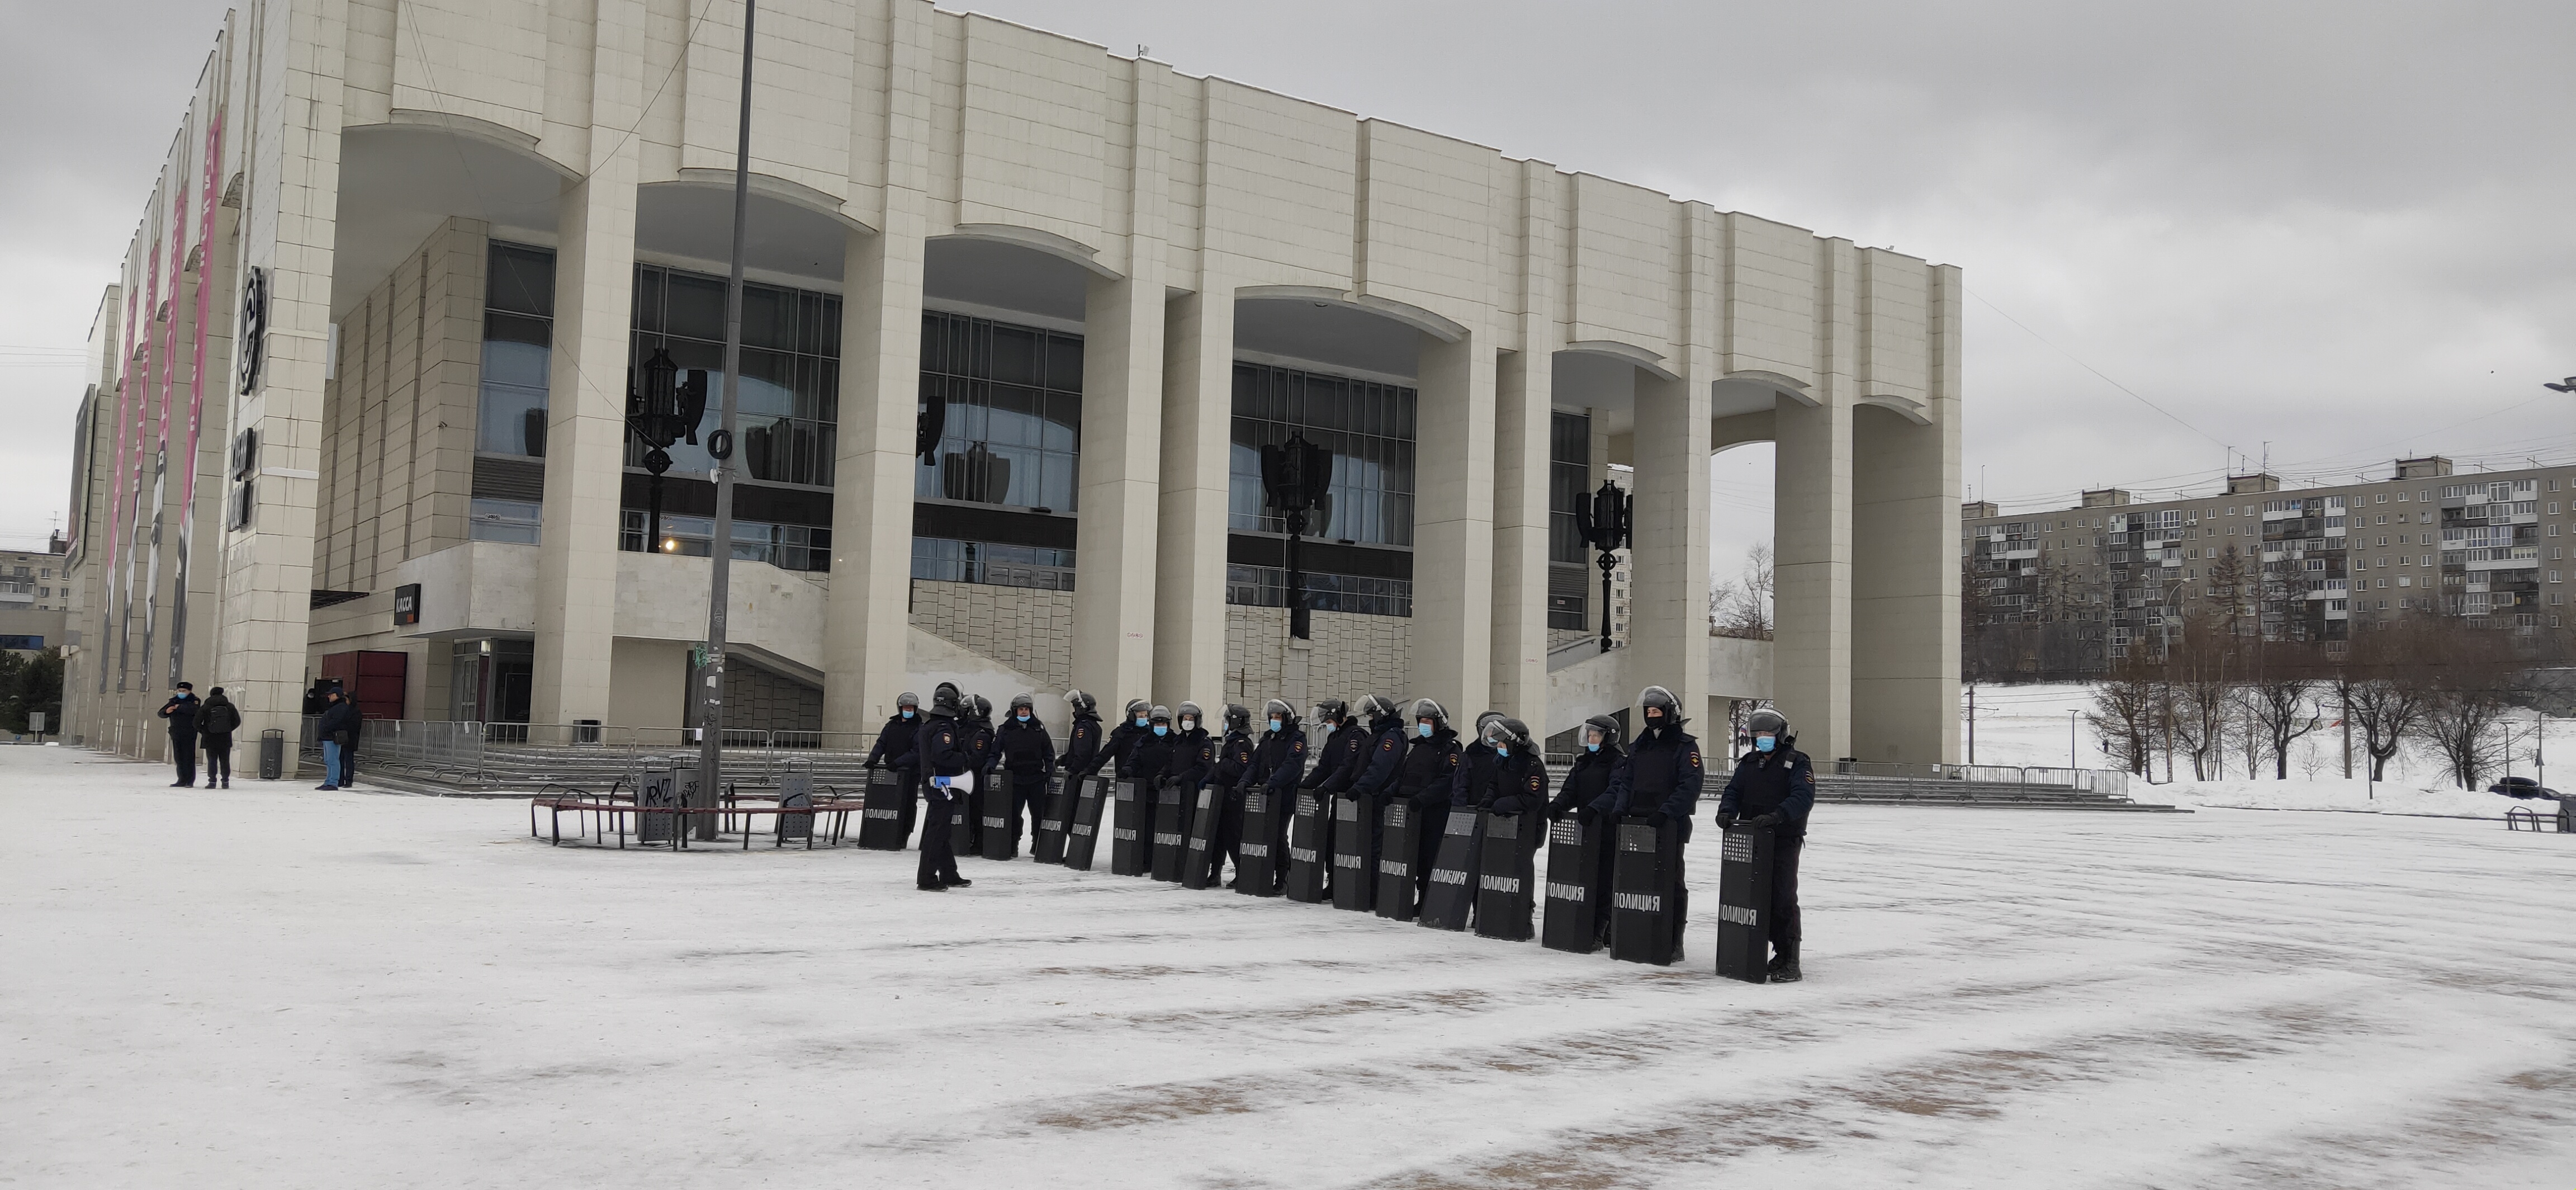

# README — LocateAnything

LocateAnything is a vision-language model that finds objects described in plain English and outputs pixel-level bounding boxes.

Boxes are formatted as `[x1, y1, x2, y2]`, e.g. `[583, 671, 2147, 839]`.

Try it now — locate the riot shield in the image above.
[1609, 817, 1678, 966]
[948, 784, 976, 859]
[1033, 773, 1076, 864]
[776, 773, 816, 843]
[1235, 790, 1281, 896]
[1330, 794, 1375, 912]
[1108, 779, 1149, 876]
[1064, 775, 1109, 871]
[1181, 785, 1221, 890]
[1150, 782, 1189, 882]
[1417, 808, 1484, 931]
[858, 768, 908, 850]
[1540, 815, 1606, 953]
[1715, 824, 1776, 984]
[980, 770, 1017, 861]
[1375, 799, 1420, 921]
[1284, 792, 1328, 902]
[1473, 811, 1536, 941]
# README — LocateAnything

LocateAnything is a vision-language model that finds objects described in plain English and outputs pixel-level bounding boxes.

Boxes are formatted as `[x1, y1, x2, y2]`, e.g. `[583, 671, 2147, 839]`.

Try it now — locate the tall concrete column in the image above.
[211, 0, 349, 743]
[1152, 284, 1233, 707]
[821, 225, 926, 729]
[1488, 345, 1551, 725]
[1852, 265, 1963, 763]
[1770, 394, 1852, 761]
[1628, 364, 1711, 721]
[1072, 272, 1164, 703]
[529, 156, 638, 726]
[1412, 327, 1495, 715]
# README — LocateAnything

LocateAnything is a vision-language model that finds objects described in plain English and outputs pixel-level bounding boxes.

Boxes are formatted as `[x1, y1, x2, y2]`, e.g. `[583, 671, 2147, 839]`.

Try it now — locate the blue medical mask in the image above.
[1754, 735, 1777, 753]
[901, 709, 915, 719]
[1152, 724, 1169, 736]
[1268, 719, 1282, 733]
[1416, 723, 1433, 738]
[1585, 742, 1600, 753]
[1495, 745, 1509, 758]
[1016, 712, 1030, 722]
[1135, 716, 1150, 728]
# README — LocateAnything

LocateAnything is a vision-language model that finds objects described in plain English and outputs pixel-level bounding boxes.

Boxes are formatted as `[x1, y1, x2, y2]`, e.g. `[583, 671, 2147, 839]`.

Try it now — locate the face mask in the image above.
[1016, 712, 1030, 722]
[1495, 745, 1509, 758]
[901, 709, 915, 719]
[1416, 723, 1433, 738]
[1181, 720, 1196, 732]
[1585, 742, 1600, 753]
[1135, 717, 1150, 728]
[1152, 725, 1169, 737]
[1268, 719, 1282, 733]
[1754, 735, 1777, 753]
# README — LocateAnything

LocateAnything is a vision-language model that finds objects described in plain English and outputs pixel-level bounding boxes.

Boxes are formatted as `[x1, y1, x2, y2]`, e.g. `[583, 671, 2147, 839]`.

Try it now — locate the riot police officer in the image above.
[865, 691, 924, 843]
[1587, 686, 1704, 958]
[913, 683, 976, 890]
[1162, 701, 1216, 796]
[1715, 708, 1815, 982]
[995, 692, 1057, 856]
[1095, 698, 1153, 782]
[1059, 689, 1104, 784]
[1358, 697, 1463, 901]
[957, 694, 997, 853]
[1122, 704, 1178, 782]
[1234, 699, 1307, 890]
[1548, 714, 1625, 940]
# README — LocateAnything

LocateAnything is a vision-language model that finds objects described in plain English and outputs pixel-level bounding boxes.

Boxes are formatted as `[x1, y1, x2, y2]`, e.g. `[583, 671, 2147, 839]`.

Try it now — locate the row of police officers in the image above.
[864, 681, 1814, 979]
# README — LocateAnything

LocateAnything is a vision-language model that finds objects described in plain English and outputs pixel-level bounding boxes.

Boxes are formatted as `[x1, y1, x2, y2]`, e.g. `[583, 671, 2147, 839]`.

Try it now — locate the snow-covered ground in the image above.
[1966, 682, 2562, 818]
[6, 744, 2576, 1188]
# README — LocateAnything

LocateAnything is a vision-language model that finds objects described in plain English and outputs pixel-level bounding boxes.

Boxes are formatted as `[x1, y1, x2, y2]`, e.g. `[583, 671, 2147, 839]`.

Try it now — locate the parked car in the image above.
[2488, 777, 2561, 800]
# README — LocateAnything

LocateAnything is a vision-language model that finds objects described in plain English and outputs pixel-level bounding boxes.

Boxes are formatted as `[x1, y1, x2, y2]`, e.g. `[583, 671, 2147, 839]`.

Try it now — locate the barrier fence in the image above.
[296, 718, 893, 790]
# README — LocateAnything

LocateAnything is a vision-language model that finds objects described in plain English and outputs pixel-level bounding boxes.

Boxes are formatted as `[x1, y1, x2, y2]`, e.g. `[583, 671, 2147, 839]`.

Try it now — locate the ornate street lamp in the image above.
[1260, 431, 1333, 640]
[626, 346, 708, 558]
[1574, 478, 1632, 653]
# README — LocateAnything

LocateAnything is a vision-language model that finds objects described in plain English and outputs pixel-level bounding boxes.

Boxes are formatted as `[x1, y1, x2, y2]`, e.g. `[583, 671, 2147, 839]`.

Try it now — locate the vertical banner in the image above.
[120, 232, 163, 693]
[141, 149, 191, 690]
[171, 113, 224, 686]
[101, 252, 141, 693]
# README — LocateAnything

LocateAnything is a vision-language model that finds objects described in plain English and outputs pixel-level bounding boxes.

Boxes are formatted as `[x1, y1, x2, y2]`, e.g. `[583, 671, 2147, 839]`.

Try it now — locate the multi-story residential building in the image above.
[0, 535, 72, 652]
[1965, 455, 2565, 668]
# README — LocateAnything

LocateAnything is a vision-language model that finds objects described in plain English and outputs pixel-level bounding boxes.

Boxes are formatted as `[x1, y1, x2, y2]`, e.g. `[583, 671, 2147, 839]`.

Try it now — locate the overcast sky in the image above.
[2, 1, 2569, 573]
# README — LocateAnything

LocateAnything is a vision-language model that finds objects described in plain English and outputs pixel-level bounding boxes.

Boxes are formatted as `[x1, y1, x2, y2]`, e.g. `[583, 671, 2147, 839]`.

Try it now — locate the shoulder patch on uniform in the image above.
[1689, 752, 1702, 768]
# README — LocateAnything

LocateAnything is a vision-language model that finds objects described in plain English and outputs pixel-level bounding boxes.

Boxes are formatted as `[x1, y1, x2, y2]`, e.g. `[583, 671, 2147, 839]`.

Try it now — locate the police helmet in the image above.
[1177, 701, 1204, 729]
[1410, 698, 1448, 730]
[1746, 708, 1788, 737]
[929, 684, 964, 717]
[1224, 703, 1253, 733]
[1357, 694, 1397, 720]
[1639, 685, 1684, 725]
[1480, 716, 1532, 751]
[1265, 698, 1296, 726]
[1066, 688, 1097, 715]
[972, 695, 993, 720]
[1126, 698, 1152, 720]
[1149, 703, 1173, 724]
[1583, 714, 1622, 749]
[1313, 697, 1348, 724]
[1476, 710, 1507, 735]
[1010, 692, 1035, 713]
[896, 690, 920, 709]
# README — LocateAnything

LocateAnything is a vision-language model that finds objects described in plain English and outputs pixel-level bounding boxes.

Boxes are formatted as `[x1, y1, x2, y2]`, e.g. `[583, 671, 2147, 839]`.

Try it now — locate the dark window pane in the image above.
[1046, 334, 1083, 393]
[486, 243, 555, 317]
[632, 267, 662, 333]
[664, 274, 727, 341]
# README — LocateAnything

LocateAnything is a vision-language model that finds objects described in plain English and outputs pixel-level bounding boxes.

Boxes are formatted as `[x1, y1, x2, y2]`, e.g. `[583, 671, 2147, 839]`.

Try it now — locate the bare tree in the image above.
[2166, 611, 2238, 780]
[1712, 542, 1775, 640]
[2416, 686, 2514, 789]
[2246, 671, 2324, 780]
[2340, 623, 2433, 781]
[2087, 652, 2162, 777]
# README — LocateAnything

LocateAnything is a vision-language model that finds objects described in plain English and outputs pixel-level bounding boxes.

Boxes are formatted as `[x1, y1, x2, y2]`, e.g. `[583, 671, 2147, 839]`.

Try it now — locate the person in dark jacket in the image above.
[866, 691, 925, 842]
[1549, 714, 1626, 939]
[1357, 698, 1463, 900]
[1448, 711, 1509, 810]
[314, 687, 361, 791]
[1715, 707, 1817, 981]
[995, 692, 1057, 855]
[1093, 698, 1153, 782]
[1210, 704, 1257, 792]
[913, 683, 975, 890]
[158, 682, 202, 787]
[1161, 702, 1215, 794]
[1120, 705, 1178, 782]
[960, 695, 998, 852]
[1231, 700, 1306, 890]
[1588, 686, 1705, 957]
[197, 687, 243, 788]
[1329, 695, 1404, 866]
[1462, 716, 1548, 815]
[1058, 689, 1104, 784]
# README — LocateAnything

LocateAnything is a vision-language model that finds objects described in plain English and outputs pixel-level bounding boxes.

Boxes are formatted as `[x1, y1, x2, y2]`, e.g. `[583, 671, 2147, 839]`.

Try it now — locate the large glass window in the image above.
[622, 511, 828, 572]
[628, 264, 842, 487]
[916, 312, 1084, 510]
[1226, 565, 1410, 617]
[1229, 363, 1416, 547]
[912, 537, 1076, 591]
[1549, 411, 1592, 630]
[476, 243, 555, 459]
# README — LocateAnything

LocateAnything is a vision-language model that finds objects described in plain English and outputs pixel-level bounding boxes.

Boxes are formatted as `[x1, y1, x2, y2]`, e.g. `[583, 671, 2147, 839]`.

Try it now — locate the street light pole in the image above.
[692, 0, 756, 839]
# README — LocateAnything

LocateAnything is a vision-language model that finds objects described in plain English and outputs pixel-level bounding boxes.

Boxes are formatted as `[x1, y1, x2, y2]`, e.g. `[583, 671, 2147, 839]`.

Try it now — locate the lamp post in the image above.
[1259, 431, 1332, 640]
[1574, 479, 1632, 653]
[691, 0, 757, 840]
[625, 346, 707, 556]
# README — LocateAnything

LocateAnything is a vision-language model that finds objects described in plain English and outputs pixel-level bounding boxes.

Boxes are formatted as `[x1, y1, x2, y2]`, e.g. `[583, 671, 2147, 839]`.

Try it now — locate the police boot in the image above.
[1769, 942, 1801, 983]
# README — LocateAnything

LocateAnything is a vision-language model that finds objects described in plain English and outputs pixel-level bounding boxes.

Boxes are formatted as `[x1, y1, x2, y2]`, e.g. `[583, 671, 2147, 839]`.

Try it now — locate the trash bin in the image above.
[259, 729, 286, 780]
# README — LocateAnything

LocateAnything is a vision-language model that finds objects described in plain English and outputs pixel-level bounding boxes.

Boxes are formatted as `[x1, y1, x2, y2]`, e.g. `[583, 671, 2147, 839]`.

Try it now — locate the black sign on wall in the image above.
[392, 583, 422, 627]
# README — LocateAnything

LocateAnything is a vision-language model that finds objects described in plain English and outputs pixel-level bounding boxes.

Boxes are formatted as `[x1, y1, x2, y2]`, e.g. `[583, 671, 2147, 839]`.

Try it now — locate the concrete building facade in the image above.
[57, 0, 1963, 766]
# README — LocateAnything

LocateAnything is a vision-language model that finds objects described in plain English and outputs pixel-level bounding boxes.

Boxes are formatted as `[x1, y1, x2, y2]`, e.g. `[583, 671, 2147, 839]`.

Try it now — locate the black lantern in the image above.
[1259, 431, 1334, 639]
[1574, 479, 1632, 652]
[627, 347, 708, 555]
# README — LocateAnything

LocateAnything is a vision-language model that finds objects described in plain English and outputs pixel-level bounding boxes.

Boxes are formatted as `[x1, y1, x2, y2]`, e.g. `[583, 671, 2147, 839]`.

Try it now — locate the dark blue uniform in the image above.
[1233, 722, 1306, 889]
[1059, 712, 1104, 781]
[1718, 744, 1817, 957]
[1360, 724, 1462, 896]
[869, 709, 925, 840]
[1589, 721, 1705, 946]
[995, 714, 1055, 851]
[915, 712, 976, 887]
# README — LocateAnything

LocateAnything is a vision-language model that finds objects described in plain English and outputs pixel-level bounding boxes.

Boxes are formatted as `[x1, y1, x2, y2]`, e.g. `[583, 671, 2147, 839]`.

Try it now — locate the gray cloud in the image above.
[4, 0, 2568, 559]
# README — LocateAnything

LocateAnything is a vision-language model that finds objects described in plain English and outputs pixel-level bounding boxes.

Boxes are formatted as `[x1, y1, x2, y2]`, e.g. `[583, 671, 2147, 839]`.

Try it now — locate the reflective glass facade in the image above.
[915, 312, 1085, 511]
[1228, 363, 1416, 546]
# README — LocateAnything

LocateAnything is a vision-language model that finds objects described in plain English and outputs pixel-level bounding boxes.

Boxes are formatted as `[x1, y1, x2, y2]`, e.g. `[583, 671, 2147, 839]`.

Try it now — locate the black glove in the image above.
[1716, 811, 1740, 829]
[1748, 811, 1784, 829]
[1645, 810, 1670, 829]
[1573, 806, 1598, 826]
